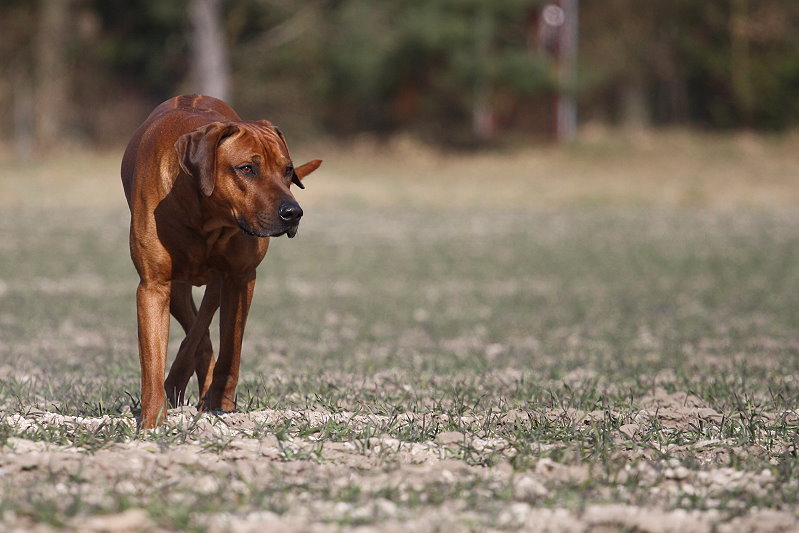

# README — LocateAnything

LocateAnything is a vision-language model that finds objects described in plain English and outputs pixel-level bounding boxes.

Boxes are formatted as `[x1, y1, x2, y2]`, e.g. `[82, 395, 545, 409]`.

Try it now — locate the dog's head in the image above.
[175, 121, 321, 238]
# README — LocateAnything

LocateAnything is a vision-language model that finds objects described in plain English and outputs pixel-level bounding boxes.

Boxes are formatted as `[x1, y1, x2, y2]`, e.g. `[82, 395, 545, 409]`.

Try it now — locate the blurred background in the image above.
[2, 0, 799, 156]
[4, 5, 799, 531]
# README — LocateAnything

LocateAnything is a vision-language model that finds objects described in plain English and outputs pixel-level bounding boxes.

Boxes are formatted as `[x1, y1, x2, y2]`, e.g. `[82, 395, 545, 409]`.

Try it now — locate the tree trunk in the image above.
[34, 0, 72, 151]
[12, 63, 35, 161]
[189, 0, 231, 102]
[620, 81, 649, 130]
[730, 0, 752, 125]
[472, 4, 495, 141]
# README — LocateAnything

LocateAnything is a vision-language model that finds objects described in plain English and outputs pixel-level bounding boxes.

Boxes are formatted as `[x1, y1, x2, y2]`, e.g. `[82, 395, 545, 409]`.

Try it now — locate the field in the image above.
[1, 130, 799, 532]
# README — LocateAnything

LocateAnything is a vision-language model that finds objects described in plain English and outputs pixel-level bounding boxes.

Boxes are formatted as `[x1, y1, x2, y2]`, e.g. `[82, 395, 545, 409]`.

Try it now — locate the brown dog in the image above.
[121, 94, 321, 428]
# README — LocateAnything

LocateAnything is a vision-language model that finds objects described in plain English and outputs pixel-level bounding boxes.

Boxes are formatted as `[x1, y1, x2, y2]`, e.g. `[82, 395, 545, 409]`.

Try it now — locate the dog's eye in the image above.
[236, 165, 255, 175]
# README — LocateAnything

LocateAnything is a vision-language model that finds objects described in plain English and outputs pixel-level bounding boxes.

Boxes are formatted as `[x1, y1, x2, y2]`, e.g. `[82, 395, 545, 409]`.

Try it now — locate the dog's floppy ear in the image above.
[175, 122, 238, 196]
[293, 160, 322, 185]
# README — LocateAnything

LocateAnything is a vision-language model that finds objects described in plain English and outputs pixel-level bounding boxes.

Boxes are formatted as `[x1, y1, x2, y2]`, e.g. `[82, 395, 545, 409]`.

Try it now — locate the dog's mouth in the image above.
[237, 219, 299, 239]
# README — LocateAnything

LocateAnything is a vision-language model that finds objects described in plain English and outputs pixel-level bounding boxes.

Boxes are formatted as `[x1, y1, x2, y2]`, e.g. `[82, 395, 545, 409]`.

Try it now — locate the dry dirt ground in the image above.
[2, 376, 798, 533]
[1, 132, 799, 531]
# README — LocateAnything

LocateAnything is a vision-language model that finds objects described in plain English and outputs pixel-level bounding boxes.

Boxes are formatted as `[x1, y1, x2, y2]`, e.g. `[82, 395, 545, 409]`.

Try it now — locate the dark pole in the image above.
[556, 0, 578, 143]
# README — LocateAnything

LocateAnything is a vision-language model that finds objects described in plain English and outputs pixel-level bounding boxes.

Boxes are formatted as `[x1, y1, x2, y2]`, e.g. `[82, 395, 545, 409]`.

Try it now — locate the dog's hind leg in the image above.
[190, 280, 220, 401]
[165, 281, 219, 407]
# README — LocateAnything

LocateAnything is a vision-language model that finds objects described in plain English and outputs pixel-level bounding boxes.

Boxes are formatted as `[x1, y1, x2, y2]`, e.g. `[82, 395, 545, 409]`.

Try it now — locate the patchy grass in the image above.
[1, 132, 798, 531]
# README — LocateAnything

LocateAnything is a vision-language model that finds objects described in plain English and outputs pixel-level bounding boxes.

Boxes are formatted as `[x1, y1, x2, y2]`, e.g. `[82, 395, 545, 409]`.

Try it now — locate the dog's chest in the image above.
[171, 228, 267, 285]
[204, 226, 240, 252]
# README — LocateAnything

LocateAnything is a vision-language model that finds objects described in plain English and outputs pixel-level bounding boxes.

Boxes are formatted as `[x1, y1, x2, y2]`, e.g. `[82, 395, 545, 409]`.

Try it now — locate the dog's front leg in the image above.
[201, 273, 256, 411]
[137, 280, 172, 428]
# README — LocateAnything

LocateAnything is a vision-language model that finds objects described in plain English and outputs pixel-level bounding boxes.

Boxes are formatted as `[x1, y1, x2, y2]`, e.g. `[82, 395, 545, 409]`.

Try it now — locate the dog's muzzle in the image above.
[238, 202, 302, 239]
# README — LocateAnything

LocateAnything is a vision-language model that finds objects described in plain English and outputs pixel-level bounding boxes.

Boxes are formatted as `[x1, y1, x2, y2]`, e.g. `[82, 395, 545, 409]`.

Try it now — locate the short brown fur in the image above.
[121, 94, 321, 428]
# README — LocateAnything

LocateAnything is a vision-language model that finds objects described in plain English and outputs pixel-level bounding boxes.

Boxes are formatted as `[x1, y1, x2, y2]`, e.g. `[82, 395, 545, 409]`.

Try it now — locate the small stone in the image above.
[513, 474, 548, 500]
[81, 508, 154, 532]
[493, 460, 515, 478]
[435, 431, 465, 445]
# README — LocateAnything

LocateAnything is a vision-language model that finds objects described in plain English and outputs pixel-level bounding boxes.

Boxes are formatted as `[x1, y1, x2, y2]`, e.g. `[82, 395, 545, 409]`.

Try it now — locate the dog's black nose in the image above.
[278, 202, 303, 222]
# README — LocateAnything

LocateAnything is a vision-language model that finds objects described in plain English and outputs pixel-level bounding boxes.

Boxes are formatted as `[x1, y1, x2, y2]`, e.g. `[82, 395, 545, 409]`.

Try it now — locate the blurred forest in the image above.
[2, 0, 799, 153]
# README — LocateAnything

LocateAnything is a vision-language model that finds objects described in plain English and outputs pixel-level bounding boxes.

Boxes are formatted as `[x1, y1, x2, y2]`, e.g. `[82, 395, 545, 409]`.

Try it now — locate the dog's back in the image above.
[120, 95, 240, 207]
